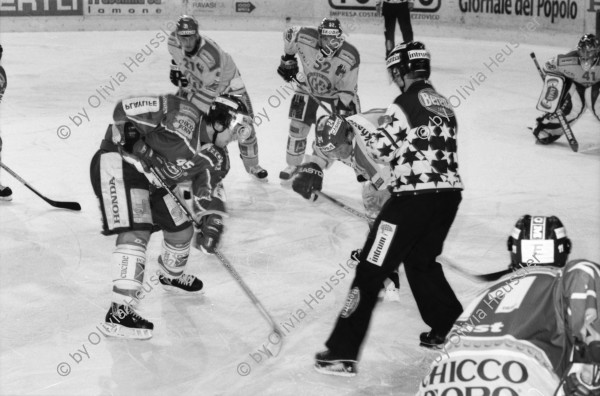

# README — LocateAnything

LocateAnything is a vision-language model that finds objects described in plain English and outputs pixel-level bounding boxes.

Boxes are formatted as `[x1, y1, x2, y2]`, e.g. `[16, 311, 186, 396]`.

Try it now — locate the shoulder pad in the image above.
[122, 96, 161, 116]
[338, 42, 360, 68]
[198, 37, 223, 69]
[557, 54, 579, 67]
[297, 27, 319, 48]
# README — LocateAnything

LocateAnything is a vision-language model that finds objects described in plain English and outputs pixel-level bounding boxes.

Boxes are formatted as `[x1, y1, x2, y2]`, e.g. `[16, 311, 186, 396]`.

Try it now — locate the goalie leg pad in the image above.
[112, 238, 147, 306]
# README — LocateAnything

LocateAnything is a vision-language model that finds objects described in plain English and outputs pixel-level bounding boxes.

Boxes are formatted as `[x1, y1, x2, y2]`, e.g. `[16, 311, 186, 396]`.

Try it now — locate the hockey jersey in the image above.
[418, 260, 600, 396]
[284, 26, 359, 107]
[304, 109, 392, 191]
[544, 50, 600, 88]
[110, 94, 230, 199]
[168, 33, 243, 113]
[356, 80, 463, 195]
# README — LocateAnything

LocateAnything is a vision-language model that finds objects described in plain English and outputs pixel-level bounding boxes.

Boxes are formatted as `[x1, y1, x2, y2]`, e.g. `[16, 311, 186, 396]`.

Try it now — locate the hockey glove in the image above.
[292, 162, 323, 200]
[169, 60, 189, 88]
[564, 372, 600, 396]
[194, 214, 224, 254]
[277, 54, 299, 82]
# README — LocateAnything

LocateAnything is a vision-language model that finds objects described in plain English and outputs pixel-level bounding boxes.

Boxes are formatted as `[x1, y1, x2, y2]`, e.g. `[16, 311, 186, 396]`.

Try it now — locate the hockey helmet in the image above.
[315, 114, 353, 160]
[386, 41, 431, 82]
[577, 34, 599, 71]
[318, 18, 343, 57]
[176, 15, 199, 36]
[207, 95, 252, 142]
[507, 215, 571, 270]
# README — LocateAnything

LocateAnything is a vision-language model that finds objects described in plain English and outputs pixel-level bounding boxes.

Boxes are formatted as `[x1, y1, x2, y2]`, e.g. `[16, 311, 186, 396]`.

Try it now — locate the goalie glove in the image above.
[169, 60, 189, 88]
[292, 162, 323, 200]
[277, 54, 299, 82]
[193, 214, 224, 254]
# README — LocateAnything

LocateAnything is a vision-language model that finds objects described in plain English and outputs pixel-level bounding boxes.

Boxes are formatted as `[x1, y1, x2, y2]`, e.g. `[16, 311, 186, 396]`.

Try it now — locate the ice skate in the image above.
[419, 330, 446, 350]
[102, 303, 154, 340]
[279, 165, 297, 181]
[314, 350, 357, 377]
[159, 273, 204, 293]
[247, 164, 268, 182]
[382, 272, 401, 302]
[0, 185, 13, 201]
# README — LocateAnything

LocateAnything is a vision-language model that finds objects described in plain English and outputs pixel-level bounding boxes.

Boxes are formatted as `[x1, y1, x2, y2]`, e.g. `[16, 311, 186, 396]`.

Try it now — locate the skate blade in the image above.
[419, 342, 444, 351]
[314, 363, 357, 377]
[101, 322, 153, 340]
[160, 284, 205, 294]
[0, 196, 13, 202]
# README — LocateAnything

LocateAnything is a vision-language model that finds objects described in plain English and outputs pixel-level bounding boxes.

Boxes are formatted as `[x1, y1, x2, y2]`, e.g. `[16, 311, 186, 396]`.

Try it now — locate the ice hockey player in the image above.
[291, 111, 401, 301]
[276, 17, 361, 181]
[314, 41, 464, 376]
[532, 34, 600, 145]
[0, 44, 12, 201]
[90, 93, 252, 339]
[418, 215, 600, 396]
[168, 15, 268, 181]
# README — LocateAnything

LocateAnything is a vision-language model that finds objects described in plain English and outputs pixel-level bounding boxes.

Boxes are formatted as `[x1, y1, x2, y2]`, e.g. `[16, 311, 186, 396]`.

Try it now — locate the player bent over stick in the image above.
[532, 34, 600, 148]
[276, 17, 361, 181]
[291, 111, 402, 302]
[418, 215, 600, 396]
[90, 94, 253, 339]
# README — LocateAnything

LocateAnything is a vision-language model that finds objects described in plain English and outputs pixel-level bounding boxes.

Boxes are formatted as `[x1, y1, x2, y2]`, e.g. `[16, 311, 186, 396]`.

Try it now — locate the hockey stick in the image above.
[315, 186, 510, 282]
[148, 167, 283, 340]
[530, 52, 579, 152]
[291, 75, 333, 115]
[0, 161, 81, 211]
[314, 191, 370, 221]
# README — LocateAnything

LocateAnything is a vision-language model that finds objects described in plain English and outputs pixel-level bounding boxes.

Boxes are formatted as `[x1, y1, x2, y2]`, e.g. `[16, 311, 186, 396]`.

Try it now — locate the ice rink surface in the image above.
[0, 27, 599, 396]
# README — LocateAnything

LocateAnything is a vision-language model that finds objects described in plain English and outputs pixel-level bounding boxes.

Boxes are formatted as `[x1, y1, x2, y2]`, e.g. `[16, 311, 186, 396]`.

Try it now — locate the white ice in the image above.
[0, 28, 598, 396]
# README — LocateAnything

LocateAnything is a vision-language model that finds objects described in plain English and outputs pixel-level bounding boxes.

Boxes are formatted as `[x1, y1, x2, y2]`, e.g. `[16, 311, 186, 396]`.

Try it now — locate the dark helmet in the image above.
[176, 15, 199, 37]
[207, 95, 252, 141]
[507, 215, 571, 270]
[386, 41, 431, 81]
[318, 17, 342, 39]
[577, 34, 599, 71]
[315, 114, 353, 159]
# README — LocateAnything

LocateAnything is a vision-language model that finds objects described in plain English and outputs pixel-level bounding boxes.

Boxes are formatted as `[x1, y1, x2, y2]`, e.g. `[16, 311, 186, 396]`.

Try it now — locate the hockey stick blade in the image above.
[530, 52, 578, 152]
[0, 161, 81, 211]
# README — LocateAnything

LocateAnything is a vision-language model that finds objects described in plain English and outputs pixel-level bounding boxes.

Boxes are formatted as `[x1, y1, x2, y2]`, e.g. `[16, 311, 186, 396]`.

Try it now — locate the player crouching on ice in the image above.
[418, 215, 600, 396]
[90, 94, 252, 339]
[532, 34, 600, 146]
[291, 112, 402, 301]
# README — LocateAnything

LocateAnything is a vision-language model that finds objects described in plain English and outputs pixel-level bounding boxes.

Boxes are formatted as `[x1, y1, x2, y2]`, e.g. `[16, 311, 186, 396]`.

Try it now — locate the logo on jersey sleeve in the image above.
[122, 97, 160, 115]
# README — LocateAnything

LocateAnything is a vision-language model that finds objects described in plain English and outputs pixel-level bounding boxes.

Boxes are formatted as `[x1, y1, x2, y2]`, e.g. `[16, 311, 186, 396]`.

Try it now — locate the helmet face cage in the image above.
[577, 34, 600, 72]
[208, 95, 251, 141]
[507, 215, 571, 269]
[318, 18, 344, 56]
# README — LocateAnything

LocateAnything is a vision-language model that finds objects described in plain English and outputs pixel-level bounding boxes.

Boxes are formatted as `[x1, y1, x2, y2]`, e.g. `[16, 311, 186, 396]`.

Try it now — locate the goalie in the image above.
[90, 93, 252, 339]
[418, 215, 600, 396]
[532, 34, 600, 145]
